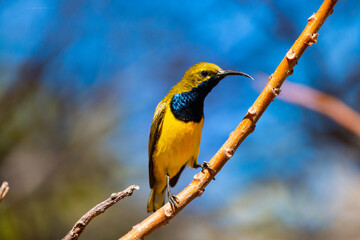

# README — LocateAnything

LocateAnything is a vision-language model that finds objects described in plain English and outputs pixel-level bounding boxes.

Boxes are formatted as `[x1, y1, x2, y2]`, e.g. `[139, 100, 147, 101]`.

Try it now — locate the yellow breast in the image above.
[152, 105, 204, 188]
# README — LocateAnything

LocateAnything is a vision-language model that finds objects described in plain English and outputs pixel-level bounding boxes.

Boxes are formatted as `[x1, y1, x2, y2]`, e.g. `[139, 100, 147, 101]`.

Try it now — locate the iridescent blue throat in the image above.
[170, 77, 221, 123]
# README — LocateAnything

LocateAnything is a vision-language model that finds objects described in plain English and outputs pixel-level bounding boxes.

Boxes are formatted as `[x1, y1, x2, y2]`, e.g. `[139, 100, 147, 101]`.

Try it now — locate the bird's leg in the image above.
[166, 174, 179, 210]
[194, 161, 216, 174]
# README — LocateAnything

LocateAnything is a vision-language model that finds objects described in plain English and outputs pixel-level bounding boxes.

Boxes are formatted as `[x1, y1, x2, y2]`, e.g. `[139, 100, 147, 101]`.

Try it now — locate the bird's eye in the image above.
[200, 70, 209, 77]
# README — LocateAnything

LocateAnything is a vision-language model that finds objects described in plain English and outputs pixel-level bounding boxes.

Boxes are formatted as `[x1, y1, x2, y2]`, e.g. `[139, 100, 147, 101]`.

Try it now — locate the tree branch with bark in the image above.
[62, 185, 140, 240]
[280, 81, 360, 137]
[119, 0, 338, 239]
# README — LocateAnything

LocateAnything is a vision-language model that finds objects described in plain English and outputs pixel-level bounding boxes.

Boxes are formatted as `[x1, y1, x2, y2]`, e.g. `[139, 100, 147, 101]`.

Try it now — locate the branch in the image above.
[119, 1, 338, 239]
[0, 181, 9, 202]
[62, 185, 140, 240]
[280, 81, 360, 137]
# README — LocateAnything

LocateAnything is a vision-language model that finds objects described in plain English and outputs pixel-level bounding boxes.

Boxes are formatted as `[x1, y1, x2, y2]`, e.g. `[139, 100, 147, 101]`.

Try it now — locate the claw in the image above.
[168, 189, 179, 211]
[169, 193, 179, 209]
[195, 161, 215, 174]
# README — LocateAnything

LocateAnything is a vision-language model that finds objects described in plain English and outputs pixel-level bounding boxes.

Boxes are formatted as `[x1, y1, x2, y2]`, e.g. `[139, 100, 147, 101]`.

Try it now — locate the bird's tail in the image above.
[147, 187, 165, 212]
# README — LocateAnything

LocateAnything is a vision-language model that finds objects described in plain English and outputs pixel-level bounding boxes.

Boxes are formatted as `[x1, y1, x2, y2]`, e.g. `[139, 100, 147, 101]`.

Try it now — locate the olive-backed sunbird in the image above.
[147, 62, 253, 212]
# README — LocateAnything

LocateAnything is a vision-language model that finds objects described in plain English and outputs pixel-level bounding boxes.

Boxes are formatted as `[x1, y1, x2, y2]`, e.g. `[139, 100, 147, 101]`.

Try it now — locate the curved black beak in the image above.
[217, 69, 254, 80]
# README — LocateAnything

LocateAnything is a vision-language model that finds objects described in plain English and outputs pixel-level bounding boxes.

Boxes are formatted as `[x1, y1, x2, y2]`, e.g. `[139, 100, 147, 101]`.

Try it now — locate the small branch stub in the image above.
[0, 181, 9, 201]
[197, 189, 204, 197]
[287, 68, 294, 76]
[272, 87, 281, 97]
[286, 49, 296, 60]
[193, 173, 201, 181]
[308, 13, 316, 22]
[247, 106, 257, 116]
[268, 74, 273, 80]
[164, 205, 174, 217]
[224, 148, 235, 159]
[308, 33, 319, 45]
[249, 124, 256, 134]
[246, 106, 257, 121]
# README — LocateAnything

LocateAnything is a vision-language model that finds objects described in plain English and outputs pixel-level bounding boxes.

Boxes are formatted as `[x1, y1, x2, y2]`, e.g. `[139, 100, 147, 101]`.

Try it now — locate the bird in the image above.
[147, 62, 253, 212]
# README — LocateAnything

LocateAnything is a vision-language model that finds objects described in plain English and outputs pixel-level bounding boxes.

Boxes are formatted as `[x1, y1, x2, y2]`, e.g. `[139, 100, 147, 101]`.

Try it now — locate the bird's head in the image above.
[174, 62, 253, 93]
[166, 62, 253, 122]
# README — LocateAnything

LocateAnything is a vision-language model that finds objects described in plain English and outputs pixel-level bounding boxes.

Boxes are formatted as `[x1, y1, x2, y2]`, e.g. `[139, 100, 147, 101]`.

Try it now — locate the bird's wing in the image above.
[148, 101, 167, 189]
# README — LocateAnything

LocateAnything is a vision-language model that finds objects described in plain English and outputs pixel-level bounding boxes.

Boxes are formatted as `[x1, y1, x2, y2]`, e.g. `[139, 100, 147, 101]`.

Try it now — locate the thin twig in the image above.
[119, 0, 338, 239]
[0, 181, 9, 202]
[62, 185, 140, 240]
[280, 81, 360, 137]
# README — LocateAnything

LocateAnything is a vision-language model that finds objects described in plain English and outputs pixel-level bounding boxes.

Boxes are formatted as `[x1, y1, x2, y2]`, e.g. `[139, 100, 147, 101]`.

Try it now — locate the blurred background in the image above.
[0, 0, 359, 239]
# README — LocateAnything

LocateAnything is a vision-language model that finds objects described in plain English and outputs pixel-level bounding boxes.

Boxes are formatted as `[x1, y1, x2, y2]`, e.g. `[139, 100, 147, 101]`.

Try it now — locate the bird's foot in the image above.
[167, 189, 179, 211]
[194, 161, 216, 180]
[194, 161, 216, 174]
[166, 174, 179, 211]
